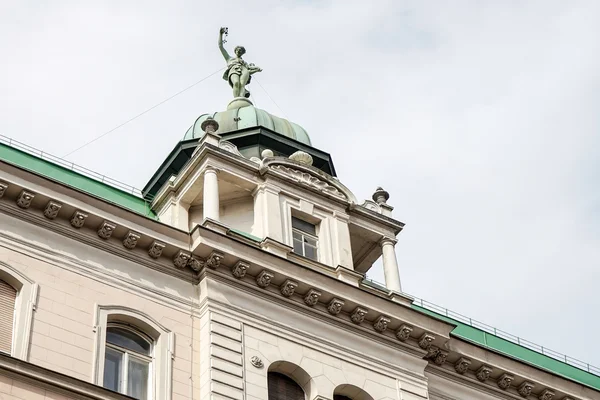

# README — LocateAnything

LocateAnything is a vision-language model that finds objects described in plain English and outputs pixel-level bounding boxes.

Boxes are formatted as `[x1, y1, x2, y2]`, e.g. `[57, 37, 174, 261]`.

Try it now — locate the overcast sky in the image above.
[1, 1, 599, 367]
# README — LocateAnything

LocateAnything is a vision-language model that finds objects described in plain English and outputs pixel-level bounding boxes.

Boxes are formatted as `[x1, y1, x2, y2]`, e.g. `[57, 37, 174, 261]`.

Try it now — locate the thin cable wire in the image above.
[63, 66, 226, 158]
[254, 78, 287, 119]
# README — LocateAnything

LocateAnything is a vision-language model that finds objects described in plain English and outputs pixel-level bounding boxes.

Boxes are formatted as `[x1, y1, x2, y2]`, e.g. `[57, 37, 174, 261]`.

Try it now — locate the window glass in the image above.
[128, 357, 149, 400]
[107, 327, 151, 355]
[268, 372, 305, 400]
[291, 217, 316, 235]
[103, 347, 122, 392]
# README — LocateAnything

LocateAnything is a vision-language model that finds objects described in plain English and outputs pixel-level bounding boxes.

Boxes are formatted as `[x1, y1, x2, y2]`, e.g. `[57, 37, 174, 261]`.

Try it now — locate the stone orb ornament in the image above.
[289, 150, 313, 166]
[261, 149, 274, 159]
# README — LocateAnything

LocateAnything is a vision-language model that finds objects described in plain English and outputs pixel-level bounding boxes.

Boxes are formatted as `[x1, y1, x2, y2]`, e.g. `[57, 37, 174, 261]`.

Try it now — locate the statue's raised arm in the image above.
[218, 27, 262, 99]
[218, 27, 230, 60]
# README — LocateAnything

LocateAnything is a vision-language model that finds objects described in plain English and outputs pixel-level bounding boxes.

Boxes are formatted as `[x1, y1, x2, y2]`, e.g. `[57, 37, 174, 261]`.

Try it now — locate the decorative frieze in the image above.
[418, 333, 435, 350]
[304, 289, 321, 306]
[327, 298, 344, 315]
[497, 373, 514, 390]
[256, 270, 274, 288]
[425, 345, 440, 360]
[206, 251, 224, 269]
[476, 365, 493, 382]
[538, 389, 554, 400]
[350, 307, 368, 324]
[173, 250, 191, 269]
[16, 190, 34, 209]
[373, 315, 390, 333]
[280, 280, 298, 298]
[232, 261, 249, 279]
[123, 231, 140, 249]
[97, 221, 116, 240]
[43, 201, 61, 219]
[0, 182, 7, 198]
[454, 357, 471, 375]
[70, 211, 88, 228]
[518, 382, 534, 398]
[188, 257, 204, 273]
[395, 324, 413, 342]
[148, 240, 165, 259]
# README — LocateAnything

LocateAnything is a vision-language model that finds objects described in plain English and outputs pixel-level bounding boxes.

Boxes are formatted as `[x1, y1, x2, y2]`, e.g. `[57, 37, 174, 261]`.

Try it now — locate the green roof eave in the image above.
[0, 143, 156, 218]
[412, 304, 600, 390]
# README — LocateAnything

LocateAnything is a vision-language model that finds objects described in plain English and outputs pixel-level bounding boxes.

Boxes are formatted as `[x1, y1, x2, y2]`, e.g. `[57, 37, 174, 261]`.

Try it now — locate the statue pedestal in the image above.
[227, 97, 253, 110]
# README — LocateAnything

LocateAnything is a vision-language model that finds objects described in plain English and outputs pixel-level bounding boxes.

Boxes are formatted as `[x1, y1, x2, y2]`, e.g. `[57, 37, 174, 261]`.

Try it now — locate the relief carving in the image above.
[256, 270, 274, 288]
[173, 250, 191, 269]
[206, 251, 224, 269]
[350, 307, 368, 324]
[497, 373, 514, 390]
[188, 257, 205, 272]
[70, 211, 88, 229]
[270, 164, 345, 199]
[518, 382, 534, 398]
[454, 357, 471, 375]
[123, 231, 141, 249]
[373, 315, 390, 333]
[538, 389, 555, 400]
[280, 280, 298, 298]
[232, 261, 249, 279]
[97, 221, 116, 240]
[395, 324, 413, 342]
[0, 182, 7, 198]
[476, 365, 493, 382]
[327, 298, 344, 315]
[304, 289, 321, 306]
[148, 240, 165, 259]
[43, 201, 62, 219]
[16, 190, 35, 209]
[418, 333, 435, 350]
[219, 140, 244, 157]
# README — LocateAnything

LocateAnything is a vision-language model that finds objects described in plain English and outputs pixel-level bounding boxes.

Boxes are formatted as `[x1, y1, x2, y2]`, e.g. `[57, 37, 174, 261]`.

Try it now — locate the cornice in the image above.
[0, 352, 132, 400]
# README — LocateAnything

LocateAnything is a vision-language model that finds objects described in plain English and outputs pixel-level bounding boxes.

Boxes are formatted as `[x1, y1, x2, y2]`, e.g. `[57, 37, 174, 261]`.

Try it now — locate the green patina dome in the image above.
[183, 104, 311, 146]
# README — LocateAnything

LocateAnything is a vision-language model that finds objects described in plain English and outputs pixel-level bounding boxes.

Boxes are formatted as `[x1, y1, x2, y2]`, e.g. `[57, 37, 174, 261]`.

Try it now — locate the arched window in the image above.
[103, 325, 152, 399]
[268, 372, 305, 400]
[333, 396, 353, 400]
[0, 279, 16, 355]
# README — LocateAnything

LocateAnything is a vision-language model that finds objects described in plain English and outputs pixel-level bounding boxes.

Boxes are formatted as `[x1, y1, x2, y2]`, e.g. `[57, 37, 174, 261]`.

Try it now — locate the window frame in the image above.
[291, 216, 319, 261]
[0, 262, 38, 361]
[93, 306, 174, 400]
[104, 323, 154, 399]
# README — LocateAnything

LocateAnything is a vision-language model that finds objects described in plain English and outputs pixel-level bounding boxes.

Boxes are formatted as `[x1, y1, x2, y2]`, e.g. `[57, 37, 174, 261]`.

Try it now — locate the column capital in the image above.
[204, 165, 220, 174]
[380, 237, 398, 247]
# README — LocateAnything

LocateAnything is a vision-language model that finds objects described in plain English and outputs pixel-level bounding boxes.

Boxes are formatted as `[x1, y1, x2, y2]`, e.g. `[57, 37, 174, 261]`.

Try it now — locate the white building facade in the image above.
[0, 94, 597, 400]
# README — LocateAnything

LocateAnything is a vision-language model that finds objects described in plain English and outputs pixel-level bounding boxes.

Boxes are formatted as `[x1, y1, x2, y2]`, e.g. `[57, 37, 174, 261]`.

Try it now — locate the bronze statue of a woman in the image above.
[219, 27, 262, 99]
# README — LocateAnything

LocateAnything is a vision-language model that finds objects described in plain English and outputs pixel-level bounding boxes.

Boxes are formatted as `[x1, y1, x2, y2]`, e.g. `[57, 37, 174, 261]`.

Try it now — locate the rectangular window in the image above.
[292, 217, 318, 261]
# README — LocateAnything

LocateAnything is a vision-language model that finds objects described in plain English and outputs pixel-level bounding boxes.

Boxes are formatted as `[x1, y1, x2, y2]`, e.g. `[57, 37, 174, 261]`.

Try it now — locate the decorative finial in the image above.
[372, 187, 390, 205]
[261, 149, 274, 159]
[218, 27, 263, 99]
[200, 117, 219, 134]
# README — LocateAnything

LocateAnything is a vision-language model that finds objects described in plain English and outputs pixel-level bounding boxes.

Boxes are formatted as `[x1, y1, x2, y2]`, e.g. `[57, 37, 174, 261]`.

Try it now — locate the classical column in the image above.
[203, 167, 220, 221]
[381, 237, 402, 293]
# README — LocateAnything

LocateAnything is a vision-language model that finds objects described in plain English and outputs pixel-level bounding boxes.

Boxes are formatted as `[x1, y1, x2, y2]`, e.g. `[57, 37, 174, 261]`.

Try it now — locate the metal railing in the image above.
[0, 134, 149, 199]
[362, 278, 599, 376]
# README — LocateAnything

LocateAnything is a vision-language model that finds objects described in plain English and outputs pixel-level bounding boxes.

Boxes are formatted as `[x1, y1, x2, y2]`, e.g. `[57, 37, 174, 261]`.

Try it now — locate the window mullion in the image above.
[122, 352, 129, 395]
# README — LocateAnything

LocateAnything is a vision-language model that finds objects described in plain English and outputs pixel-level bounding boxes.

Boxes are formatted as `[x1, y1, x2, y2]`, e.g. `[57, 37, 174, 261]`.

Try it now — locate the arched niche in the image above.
[268, 360, 315, 400]
[333, 384, 375, 400]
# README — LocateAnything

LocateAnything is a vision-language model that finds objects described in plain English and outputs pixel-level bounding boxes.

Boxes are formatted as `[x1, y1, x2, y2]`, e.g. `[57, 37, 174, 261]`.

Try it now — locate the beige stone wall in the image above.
[0, 211, 200, 400]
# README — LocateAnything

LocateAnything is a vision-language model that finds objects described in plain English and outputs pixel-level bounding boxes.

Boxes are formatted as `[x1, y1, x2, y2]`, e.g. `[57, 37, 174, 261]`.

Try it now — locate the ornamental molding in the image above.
[373, 315, 390, 333]
[231, 261, 249, 279]
[395, 324, 413, 341]
[70, 211, 88, 229]
[16, 190, 34, 209]
[218, 140, 244, 158]
[43, 201, 61, 220]
[250, 356, 263, 368]
[259, 157, 357, 203]
[256, 270, 274, 288]
[518, 381, 534, 397]
[0, 182, 7, 198]
[418, 333, 435, 350]
[188, 257, 204, 273]
[97, 221, 116, 240]
[360, 200, 380, 212]
[205, 251, 224, 269]
[327, 298, 344, 315]
[148, 241, 165, 259]
[497, 373, 513, 390]
[350, 307, 368, 324]
[280, 279, 298, 298]
[304, 289, 321, 306]
[454, 357, 471, 375]
[173, 250, 191, 270]
[476, 365, 493, 382]
[123, 231, 141, 250]
[538, 389, 555, 400]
